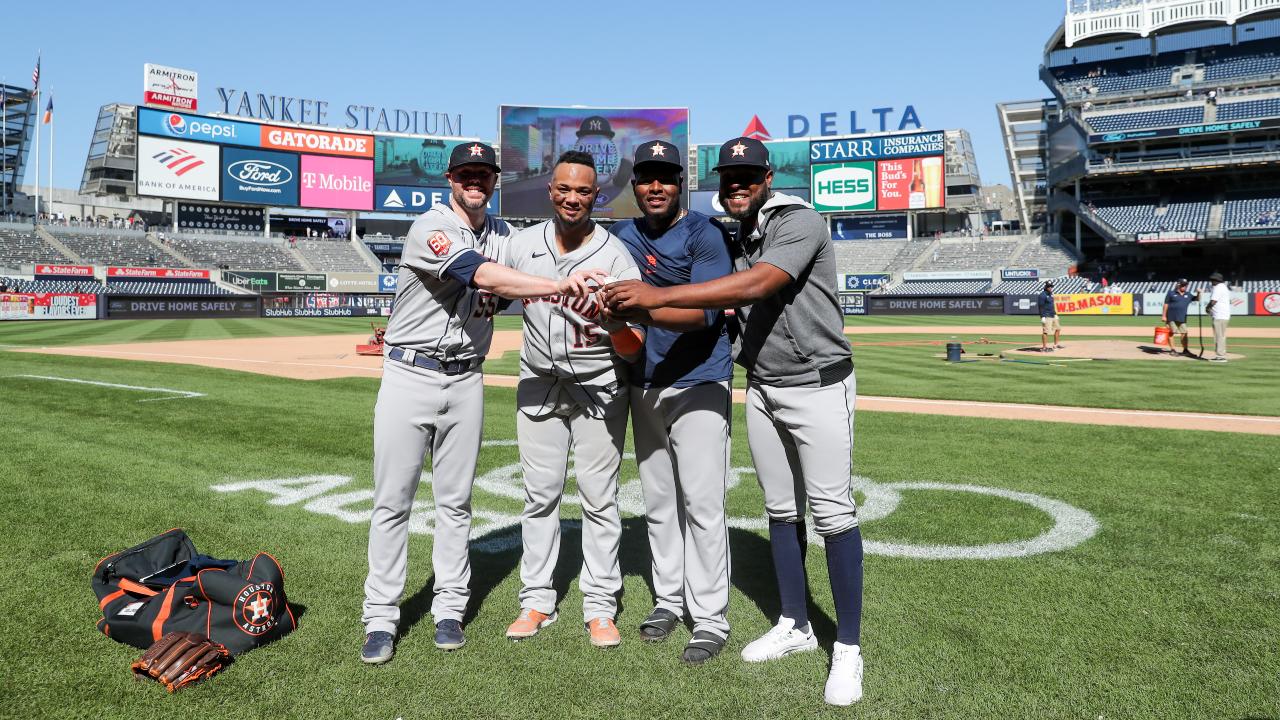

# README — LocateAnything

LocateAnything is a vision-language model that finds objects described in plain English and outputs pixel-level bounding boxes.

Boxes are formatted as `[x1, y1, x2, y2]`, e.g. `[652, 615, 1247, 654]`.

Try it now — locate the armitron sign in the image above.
[144, 64, 198, 111]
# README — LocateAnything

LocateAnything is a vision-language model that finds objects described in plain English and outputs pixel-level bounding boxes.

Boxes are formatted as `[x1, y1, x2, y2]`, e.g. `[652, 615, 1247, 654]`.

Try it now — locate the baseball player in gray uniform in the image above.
[503, 150, 644, 649]
[604, 137, 866, 705]
[362, 142, 607, 665]
[610, 140, 735, 666]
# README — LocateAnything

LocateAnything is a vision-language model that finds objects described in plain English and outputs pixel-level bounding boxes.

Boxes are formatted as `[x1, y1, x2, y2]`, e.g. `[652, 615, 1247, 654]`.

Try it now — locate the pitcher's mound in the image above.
[1005, 340, 1243, 362]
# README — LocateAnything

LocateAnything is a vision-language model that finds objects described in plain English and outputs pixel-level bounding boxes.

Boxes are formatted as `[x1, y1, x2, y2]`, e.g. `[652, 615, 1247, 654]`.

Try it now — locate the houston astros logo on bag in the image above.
[235, 582, 277, 635]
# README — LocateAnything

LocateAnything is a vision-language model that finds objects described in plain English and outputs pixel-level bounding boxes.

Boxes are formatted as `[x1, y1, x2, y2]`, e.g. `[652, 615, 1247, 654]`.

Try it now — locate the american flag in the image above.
[32, 56, 40, 91]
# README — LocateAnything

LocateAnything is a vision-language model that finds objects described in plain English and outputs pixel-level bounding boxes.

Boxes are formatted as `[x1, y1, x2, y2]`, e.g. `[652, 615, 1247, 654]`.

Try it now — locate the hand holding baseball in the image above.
[603, 279, 663, 311]
[558, 269, 612, 298]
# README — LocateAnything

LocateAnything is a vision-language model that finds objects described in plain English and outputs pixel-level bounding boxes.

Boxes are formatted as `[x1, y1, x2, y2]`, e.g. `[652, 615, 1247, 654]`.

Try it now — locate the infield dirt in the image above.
[17, 326, 1280, 435]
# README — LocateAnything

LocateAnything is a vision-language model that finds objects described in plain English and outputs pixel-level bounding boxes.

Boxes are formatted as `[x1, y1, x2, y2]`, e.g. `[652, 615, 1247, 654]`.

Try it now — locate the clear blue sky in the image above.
[6, 0, 1065, 192]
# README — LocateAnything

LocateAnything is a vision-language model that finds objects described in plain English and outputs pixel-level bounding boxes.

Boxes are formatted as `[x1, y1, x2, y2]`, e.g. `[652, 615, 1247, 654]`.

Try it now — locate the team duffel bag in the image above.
[92, 528, 297, 656]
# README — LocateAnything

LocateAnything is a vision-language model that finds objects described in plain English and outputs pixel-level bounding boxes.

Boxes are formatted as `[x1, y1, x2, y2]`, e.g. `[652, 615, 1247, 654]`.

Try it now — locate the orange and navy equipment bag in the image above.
[92, 528, 297, 656]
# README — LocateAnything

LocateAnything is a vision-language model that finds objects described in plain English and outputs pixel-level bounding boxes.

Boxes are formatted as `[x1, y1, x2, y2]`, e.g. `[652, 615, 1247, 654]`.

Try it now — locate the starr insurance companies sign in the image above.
[144, 64, 198, 111]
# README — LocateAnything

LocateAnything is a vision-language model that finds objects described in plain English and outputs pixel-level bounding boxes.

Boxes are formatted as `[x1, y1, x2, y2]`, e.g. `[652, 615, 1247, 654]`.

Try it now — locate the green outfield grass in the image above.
[0, 351, 1276, 719]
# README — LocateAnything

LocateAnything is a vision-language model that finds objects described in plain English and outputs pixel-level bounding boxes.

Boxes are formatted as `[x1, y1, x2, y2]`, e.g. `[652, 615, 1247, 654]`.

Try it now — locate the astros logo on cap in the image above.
[650, 144, 666, 158]
[469, 144, 484, 157]
[731, 142, 748, 157]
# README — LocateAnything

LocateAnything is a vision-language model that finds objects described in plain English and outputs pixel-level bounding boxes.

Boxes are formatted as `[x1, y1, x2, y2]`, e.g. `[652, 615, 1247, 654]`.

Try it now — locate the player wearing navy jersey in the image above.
[610, 140, 735, 665]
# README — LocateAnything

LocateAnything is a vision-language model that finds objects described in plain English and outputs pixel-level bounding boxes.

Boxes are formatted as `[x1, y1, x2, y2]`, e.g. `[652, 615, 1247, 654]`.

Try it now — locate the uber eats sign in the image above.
[812, 162, 875, 212]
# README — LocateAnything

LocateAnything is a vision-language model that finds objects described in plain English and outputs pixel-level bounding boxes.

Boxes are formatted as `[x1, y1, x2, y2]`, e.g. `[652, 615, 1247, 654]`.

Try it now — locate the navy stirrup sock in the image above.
[769, 518, 810, 630]
[824, 526, 865, 646]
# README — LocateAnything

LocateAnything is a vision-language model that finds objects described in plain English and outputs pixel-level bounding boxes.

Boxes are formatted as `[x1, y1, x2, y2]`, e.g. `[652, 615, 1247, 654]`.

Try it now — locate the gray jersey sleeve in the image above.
[402, 212, 480, 280]
[382, 205, 511, 360]
[754, 208, 829, 281]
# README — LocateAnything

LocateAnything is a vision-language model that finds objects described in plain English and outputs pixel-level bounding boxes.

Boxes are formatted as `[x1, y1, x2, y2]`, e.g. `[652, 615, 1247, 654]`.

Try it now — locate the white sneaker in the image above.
[824, 642, 864, 706]
[740, 617, 818, 662]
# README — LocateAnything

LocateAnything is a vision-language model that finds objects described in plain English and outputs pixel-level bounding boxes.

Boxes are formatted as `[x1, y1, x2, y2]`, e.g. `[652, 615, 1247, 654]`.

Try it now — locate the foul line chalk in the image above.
[6, 374, 206, 402]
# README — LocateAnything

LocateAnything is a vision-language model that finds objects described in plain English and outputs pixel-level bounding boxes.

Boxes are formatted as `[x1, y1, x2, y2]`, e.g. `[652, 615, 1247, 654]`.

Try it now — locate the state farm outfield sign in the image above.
[34, 264, 94, 277]
[144, 63, 198, 111]
[107, 266, 211, 280]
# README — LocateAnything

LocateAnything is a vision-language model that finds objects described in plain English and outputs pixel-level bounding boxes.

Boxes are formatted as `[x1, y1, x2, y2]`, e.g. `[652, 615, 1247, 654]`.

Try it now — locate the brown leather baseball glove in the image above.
[131, 631, 231, 692]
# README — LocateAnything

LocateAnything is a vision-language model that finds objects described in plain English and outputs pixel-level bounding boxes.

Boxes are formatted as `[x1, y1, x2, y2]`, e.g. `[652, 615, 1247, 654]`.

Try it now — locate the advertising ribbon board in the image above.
[107, 267, 211, 280]
[1053, 293, 1134, 315]
[1, 293, 98, 321]
[276, 273, 328, 292]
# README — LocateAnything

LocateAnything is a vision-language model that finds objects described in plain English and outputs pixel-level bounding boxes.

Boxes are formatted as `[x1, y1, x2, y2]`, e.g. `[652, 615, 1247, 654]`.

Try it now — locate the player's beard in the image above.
[452, 189, 489, 212]
[724, 185, 769, 222]
[641, 200, 680, 229]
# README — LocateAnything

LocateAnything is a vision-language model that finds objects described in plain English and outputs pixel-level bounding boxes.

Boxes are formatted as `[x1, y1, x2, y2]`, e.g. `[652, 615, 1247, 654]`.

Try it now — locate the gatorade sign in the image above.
[812, 162, 875, 213]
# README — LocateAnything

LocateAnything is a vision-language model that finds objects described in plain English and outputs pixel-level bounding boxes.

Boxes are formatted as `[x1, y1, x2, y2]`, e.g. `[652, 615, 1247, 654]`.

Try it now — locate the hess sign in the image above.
[812, 163, 875, 212]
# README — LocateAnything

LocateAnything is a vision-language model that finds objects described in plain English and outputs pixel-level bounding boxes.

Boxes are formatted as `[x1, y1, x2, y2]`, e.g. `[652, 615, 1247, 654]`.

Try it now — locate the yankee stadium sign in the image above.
[215, 88, 463, 136]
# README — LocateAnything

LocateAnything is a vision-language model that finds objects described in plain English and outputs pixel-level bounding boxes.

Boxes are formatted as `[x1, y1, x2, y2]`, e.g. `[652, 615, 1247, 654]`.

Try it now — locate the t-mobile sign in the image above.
[299, 155, 374, 210]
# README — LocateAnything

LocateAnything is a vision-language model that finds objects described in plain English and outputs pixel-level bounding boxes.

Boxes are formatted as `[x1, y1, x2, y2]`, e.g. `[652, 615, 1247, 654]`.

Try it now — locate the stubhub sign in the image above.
[375, 185, 498, 213]
[137, 108, 261, 147]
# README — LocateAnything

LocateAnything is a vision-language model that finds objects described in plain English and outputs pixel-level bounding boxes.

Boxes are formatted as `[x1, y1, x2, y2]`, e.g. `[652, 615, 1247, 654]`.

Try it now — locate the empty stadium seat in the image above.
[0, 224, 69, 267]
[1085, 106, 1204, 133]
[47, 227, 182, 267]
[167, 234, 304, 271]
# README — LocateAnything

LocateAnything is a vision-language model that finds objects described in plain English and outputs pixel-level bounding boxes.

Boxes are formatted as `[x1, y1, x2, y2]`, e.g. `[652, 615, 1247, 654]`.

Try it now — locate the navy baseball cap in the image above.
[448, 142, 501, 172]
[633, 140, 683, 171]
[713, 137, 770, 171]
[576, 115, 615, 139]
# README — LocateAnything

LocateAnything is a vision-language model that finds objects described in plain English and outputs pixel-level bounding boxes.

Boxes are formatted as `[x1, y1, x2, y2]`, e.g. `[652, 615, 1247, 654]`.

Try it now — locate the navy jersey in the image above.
[1164, 289, 1193, 323]
[1038, 291, 1057, 318]
[612, 211, 734, 388]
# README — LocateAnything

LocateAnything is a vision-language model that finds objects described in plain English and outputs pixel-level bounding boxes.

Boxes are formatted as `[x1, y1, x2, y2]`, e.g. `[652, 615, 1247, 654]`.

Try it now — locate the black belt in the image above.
[387, 346, 482, 375]
[748, 357, 853, 387]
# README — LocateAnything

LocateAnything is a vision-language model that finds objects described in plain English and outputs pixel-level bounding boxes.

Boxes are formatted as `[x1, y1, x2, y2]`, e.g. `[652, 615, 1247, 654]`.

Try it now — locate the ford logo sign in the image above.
[229, 160, 292, 187]
[1102, 133, 1126, 142]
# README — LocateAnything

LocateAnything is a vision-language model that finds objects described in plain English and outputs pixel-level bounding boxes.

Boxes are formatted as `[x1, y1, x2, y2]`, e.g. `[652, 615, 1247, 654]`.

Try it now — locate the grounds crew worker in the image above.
[604, 137, 866, 706]
[361, 142, 607, 665]
[1038, 280, 1062, 352]
[1205, 271, 1232, 363]
[1161, 279, 1194, 355]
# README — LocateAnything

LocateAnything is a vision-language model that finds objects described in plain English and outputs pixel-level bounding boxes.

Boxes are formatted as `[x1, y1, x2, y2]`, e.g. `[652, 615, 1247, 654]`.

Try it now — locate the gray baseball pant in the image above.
[745, 373, 858, 537]
[631, 381, 732, 639]
[516, 395, 627, 622]
[363, 359, 484, 634]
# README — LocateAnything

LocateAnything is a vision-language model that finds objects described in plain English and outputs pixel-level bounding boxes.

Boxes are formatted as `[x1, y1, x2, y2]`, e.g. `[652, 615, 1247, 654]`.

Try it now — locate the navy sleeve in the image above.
[443, 248, 487, 287]
[690, 220, 734, 327]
